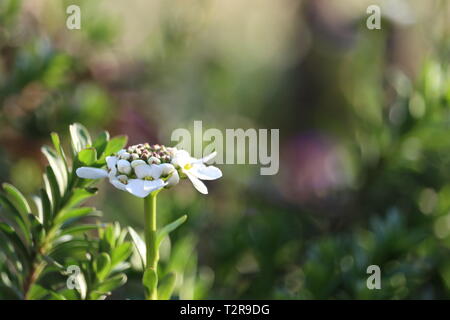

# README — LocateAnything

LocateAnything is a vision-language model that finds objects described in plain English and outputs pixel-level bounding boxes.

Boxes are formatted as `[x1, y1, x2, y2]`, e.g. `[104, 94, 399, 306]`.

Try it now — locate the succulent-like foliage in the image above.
[0, 123, 131, 299]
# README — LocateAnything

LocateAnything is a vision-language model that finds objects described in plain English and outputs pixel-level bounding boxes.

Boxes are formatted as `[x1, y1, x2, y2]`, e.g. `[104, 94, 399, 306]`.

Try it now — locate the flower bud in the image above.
[106, 156, 117, 170]
[159, 163, 175, 176]
[134, 164, 153, 179]
[166, 170, 180, 187]
[148, 156, 161, 165]
[150, 164, 163, 179]
[120, 152, 131, 160]
[117, 159, 132, 175]
[117, 175, 128, 184]
[131, 159, 146, 169]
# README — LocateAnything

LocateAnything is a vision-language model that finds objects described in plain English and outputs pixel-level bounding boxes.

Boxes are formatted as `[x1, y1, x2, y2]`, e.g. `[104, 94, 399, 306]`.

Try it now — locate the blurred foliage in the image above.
[2, 0, 450, 299]
[0, 123, 131, 299]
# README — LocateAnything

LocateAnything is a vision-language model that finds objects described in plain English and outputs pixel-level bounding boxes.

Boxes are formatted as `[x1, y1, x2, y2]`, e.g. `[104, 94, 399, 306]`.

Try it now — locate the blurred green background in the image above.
[2, 0, 450, 299]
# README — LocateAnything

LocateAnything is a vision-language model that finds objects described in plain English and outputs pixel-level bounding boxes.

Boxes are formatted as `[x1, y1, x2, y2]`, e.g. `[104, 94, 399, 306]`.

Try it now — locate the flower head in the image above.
[76, 143, 222, 197]
[171, 149, 222, 194]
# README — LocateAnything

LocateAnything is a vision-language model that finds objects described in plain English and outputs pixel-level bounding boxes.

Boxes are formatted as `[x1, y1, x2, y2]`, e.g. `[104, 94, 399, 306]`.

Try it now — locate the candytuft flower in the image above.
[171, 149, 222, 194]
[76, 143, 222, 197]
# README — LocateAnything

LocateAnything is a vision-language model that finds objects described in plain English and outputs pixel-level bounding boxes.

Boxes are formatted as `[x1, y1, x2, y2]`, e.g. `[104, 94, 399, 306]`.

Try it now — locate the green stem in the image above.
[144, 192, 158, 300]
[23, 261, 46, 300]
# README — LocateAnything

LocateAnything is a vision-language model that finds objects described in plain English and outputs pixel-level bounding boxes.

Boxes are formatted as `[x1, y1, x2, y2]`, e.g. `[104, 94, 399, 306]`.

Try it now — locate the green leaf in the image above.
[93, 131, 110, 158]
[0, 193, 31, 244]
[116, 227, 127, 245]
[70, 123, 92, 154]
[50, 132, 69, 172]
[27, 284, 49, 300]
[99, 135, 128, 161]
[113, 222, 122, 240]
[49, 239, 93, 261]
[48, 291, 67, 300]
[95, 273, 127, 293]
[127, 227, 146, 268]
[28, 213, 45, 246]
[143, 268, 158, 299]
[63, 188, 97, 210]
[156, 215, 188, 247]
[51, 132, 64, 158]
[94, 253, 111, 282]
[59, 224, 99, 237]
[78, 147, 97, 166]
[0, 283, 24, 300]
[41, 255, 65, 270]
[56, 289, 79, 300]
[110, 242, 133, 267]
[104, 224, 116, 248]
[54, 207, 97, 226]
[158, 272, 177, 300]
[0, 223, 30, 265]
[42, 146, 67, 195]
[32, 195, 43, 223]
[44, 166, 61, 214]
[39, 189, 52, 230]
[2, 183, 31, 217]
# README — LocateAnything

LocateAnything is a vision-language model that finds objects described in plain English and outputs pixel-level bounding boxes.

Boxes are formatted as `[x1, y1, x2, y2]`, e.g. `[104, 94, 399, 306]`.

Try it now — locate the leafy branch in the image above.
[0, 123, 130, 299]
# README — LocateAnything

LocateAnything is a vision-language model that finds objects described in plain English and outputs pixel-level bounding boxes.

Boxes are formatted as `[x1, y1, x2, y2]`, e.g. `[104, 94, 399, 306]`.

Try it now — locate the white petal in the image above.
[119, 152, 131, 160]
[185, 170, 208, 194]
[76, 167, 108, 179]
[109, 177, 127, 191]
[117, 159, 132, 175]
[125, 179, 166, 198]
[150, 164, 163, 179]
[191, 164, 222, 180]
[134, 164, 153, 179]
[106, 156, 117, 170]
[108, 169, 117, 179]
[143, 179, 166, 191]
[172, 150, 191, 168]
[196, 151, 217, 164]
[166, 170, 180, 187]
[131, 159, 146, 168]
[117, 149, 127, 156]
[159, 163, 176, 176]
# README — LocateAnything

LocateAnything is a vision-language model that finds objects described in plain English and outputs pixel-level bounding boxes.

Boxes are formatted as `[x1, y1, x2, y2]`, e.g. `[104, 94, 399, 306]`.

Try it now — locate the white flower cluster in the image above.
[76, 143, 222, 198]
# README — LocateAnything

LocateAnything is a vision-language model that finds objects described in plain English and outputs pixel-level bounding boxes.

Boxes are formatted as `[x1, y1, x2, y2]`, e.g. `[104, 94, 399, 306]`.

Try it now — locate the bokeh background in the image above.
[2, 0, 450, 299]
